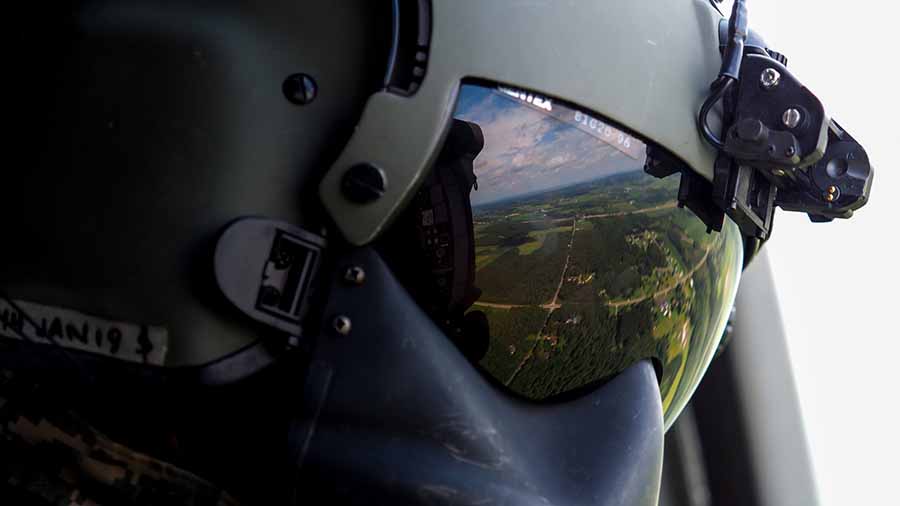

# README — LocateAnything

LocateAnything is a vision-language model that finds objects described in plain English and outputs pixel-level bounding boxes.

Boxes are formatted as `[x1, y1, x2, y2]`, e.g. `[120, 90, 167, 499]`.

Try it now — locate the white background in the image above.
[719, 1, 900, 504]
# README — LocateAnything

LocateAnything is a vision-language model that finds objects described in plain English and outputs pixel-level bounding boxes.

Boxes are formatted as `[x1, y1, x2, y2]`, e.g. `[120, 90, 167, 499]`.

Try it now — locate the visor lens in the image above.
[401, 83, 743, 427]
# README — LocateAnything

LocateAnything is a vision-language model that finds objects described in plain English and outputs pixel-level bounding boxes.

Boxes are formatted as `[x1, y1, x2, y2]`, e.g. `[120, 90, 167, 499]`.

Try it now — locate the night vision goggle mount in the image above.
[648, 0, 873, 240]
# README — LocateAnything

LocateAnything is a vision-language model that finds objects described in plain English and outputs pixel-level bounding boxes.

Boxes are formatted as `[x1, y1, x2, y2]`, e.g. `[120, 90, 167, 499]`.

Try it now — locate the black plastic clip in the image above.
[215, 218, 326, 336]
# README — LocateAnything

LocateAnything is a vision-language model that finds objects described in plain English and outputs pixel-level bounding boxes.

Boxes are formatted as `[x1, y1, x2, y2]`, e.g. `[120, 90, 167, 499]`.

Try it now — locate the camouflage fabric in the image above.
[0, 371, 240, 506]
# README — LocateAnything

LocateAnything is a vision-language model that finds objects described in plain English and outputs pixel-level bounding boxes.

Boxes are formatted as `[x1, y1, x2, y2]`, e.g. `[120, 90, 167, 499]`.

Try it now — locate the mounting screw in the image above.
[344, 266, 366, 285]
[782, 108, 802, 129]
[760, 68, 781, 89]
[332, 315, 352, 336]
[282, 73, 318, 105]
[342, 163, 387, 204]
[785, 145, 797, 157]
[825, 193, 836, 203]
[286, 335, 302, 349]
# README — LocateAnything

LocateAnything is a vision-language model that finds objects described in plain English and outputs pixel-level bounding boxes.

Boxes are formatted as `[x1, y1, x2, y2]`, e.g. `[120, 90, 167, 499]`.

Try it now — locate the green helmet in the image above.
[0, 1, 872, 504]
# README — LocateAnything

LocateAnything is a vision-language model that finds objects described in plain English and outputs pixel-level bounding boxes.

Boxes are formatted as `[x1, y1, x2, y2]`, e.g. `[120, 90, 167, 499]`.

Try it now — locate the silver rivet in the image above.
[333, 315, 352, 336]
[782, 108, 802, 129]
[760, 68, 781, 89]
[344, 266, 366, 285]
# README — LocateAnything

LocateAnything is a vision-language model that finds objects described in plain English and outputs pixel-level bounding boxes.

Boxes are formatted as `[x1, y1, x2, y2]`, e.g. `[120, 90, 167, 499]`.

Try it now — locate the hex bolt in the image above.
[333, 315, 352, 336]
[342, 163, 387, 204]
[782, 108, 802, 129]
[344, 266, 366, 285]
[760, 68, 781, 89]
[282, 73, 317, 105]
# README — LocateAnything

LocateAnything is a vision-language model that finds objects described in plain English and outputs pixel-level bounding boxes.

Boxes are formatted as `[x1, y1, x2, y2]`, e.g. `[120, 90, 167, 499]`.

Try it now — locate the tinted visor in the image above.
[387, 83, 743, 428]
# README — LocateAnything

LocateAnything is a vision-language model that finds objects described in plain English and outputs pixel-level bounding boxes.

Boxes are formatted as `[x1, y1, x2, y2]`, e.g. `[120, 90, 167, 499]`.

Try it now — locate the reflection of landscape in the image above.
[470, 172, 741, 419]
[455, 85, 743, 425]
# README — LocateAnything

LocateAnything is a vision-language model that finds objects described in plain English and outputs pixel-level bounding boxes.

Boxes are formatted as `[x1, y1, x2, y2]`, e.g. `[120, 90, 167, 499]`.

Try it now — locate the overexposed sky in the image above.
[723, 1, 900, 504]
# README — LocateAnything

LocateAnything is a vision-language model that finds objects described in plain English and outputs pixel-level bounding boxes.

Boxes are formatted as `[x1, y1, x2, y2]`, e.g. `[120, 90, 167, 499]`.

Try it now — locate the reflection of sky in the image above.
[454, 85, 646, 206]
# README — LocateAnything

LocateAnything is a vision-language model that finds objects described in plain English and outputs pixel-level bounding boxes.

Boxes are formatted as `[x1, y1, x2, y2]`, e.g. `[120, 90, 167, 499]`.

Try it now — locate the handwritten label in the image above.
[0, 298, 168, 365]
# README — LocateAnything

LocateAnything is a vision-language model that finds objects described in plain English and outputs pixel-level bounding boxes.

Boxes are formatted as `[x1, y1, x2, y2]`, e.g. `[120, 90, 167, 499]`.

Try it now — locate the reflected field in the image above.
[454, 83, 743, 426]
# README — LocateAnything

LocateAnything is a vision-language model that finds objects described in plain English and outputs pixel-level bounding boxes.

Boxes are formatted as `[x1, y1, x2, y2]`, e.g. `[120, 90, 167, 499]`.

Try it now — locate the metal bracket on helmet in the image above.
[649, 2, 874, 240]
[714, 53, 871, 238]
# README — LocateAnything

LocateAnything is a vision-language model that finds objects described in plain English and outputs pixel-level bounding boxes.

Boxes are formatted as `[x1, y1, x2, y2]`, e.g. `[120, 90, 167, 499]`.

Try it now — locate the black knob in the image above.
[282, 73, 317, 105]
[341, 163, 387, 204]
[736, 118, 768, 144]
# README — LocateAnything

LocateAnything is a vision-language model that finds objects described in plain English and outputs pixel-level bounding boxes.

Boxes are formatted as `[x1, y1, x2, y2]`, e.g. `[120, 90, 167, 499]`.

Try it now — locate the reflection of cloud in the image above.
[455, 86, 643, 206]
